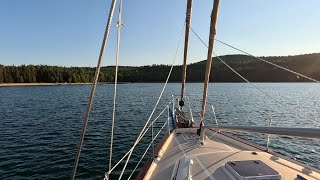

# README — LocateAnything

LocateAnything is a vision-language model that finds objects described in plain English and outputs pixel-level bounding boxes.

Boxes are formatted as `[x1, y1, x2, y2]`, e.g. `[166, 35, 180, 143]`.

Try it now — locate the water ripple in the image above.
[0, 83, 319, 179]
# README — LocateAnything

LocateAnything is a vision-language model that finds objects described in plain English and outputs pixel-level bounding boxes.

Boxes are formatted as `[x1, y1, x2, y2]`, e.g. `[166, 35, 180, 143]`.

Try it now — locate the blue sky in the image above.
[0, 0, 319, 67]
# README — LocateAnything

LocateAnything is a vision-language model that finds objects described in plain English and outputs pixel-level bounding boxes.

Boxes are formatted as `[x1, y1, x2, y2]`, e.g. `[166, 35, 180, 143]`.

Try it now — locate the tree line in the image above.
[1, 53, 320, 83]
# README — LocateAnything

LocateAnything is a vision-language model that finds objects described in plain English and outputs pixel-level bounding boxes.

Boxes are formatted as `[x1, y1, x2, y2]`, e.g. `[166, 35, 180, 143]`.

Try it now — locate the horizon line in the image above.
[1, 52, 319, 68]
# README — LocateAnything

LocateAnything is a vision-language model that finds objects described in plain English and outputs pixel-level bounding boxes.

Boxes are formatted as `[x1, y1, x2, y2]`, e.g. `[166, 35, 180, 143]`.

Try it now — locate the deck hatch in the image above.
[176, 157, 193, 180]
[225, 160, 281, 180]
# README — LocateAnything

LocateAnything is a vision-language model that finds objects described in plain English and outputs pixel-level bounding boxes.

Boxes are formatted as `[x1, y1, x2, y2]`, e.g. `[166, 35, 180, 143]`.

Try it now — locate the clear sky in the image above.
[0, 0, 319, 67]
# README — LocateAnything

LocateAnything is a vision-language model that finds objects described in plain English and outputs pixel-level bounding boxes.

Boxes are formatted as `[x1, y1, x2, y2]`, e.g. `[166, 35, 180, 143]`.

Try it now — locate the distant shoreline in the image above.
[0, 82, 115, 87]
[0, 82, 316, 87]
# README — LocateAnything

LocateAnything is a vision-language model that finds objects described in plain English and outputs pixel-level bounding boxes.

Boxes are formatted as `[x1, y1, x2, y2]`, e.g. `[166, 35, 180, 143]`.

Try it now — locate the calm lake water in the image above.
[1, 83, 319, 179]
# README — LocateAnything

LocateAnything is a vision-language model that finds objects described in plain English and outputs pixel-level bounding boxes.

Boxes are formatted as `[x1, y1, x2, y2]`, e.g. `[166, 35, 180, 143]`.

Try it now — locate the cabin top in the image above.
[144, 128, 320, 180]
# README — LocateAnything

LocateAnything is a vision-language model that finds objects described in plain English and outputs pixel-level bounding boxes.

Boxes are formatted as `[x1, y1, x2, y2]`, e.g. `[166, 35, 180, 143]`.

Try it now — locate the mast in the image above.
[200, 0, 220, 121]
[180, 0, 193, 108]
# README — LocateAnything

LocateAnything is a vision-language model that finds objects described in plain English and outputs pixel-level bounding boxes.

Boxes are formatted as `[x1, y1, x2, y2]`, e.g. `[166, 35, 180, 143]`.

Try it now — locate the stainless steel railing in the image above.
[200, 124, 320, 144]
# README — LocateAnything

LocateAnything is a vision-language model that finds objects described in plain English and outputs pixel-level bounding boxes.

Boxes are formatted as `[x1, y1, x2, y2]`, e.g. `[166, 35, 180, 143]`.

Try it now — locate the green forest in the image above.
[1, 53, 320, 83]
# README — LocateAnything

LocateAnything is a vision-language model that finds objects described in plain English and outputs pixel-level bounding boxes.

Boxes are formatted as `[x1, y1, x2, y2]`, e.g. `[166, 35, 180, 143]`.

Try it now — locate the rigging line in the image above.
[70, 0, 118, 179]
[186, 96, 201, 122]
[186, 96, 195, 123]
[214, 39, 320, 83]
[188, 26, 318, 124]
[149, 100, 173, 125]
[188, 95, 213, 124]
[188, 24, 319, 83]
[118, 24, 186, 179]
[189, 25, 225, 124]
[214, 53, 318, 124]
[108, 0, 122, 175]
[107, 100, 173, 174]
[186, 96, 201, 119]
[187, 95, 214, 124]
[127, 121, 168, 179]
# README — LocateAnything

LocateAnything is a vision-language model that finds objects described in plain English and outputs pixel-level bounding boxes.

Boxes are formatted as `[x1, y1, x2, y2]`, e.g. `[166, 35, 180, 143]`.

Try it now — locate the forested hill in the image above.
[1, 53, 320, 83]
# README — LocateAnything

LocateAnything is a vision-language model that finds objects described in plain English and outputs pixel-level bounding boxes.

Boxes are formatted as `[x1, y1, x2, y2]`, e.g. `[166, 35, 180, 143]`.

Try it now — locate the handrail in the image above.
[200, 124, 320, 143]
[105, 100, 173, 175]
[118, 24, 185, 179]
[127, 121, 168, 179]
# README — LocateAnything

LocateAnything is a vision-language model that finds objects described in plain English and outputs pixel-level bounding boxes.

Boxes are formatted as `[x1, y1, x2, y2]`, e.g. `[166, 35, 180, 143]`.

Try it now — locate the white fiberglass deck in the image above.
[144, 128, 320, 180]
